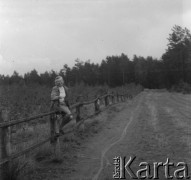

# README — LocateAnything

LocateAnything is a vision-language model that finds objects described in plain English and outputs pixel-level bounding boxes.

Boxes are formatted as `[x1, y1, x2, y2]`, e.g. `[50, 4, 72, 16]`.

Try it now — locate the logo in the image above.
[113, 156, 190, 179]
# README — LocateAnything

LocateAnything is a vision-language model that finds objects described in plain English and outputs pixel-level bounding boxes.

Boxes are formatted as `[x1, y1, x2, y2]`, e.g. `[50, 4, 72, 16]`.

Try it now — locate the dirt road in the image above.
[32, 90, 191, 180]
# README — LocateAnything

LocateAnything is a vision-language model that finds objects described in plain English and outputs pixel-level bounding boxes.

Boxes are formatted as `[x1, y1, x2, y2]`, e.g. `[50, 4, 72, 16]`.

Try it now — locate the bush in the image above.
[170, 80, 191, 94]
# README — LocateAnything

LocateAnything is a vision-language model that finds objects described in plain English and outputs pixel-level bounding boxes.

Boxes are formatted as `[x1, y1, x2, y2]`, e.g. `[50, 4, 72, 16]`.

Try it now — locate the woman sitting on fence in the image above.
[50, 76, 73, 135]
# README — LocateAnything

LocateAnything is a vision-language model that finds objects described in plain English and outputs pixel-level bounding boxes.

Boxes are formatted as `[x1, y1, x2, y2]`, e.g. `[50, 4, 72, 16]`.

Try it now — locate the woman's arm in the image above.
[51, 86, 60, 101]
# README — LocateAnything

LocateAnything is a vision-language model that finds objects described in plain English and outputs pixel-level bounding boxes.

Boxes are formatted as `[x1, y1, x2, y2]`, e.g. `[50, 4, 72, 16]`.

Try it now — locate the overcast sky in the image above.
[0, 0, 191, 75]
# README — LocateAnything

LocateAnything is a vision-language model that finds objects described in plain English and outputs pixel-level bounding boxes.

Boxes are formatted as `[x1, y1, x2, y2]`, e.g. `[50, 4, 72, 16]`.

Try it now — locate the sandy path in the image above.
[92, 94, 143, 180]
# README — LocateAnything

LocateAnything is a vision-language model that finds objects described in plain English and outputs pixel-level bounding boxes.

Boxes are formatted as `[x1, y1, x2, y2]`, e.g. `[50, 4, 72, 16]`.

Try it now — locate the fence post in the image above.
[107, 95, 109, 105]
[0, 109, 11, 179]
[117, 93, 119, 102]
[104, 96, 107, 106]
[129, 94, 133, 100]
[76, 96, 83, 123]
[50, 113, 61, 160]
[104, 95, 109, 106]
[108, 95, 111, 105]
[94, 98, 100, 113]
[76, 104, 81, 123]
[111, 93, 115, 104]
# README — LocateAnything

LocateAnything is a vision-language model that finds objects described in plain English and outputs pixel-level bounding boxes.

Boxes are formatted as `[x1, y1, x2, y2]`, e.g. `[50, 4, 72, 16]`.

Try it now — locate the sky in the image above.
[0, 0, 191, 75]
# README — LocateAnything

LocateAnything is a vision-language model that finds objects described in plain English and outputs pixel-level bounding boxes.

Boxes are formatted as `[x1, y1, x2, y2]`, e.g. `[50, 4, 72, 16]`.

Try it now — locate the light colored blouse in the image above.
[59, 86, 66, 103]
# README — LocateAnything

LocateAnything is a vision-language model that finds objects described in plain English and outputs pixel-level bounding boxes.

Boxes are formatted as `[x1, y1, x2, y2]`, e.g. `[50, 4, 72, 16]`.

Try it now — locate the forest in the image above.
[0, 25, 191, 90]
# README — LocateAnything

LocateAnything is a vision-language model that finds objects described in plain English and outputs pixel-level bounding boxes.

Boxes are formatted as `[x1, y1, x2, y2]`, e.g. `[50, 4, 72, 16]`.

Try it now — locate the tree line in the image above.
[0, 25, 191, 89]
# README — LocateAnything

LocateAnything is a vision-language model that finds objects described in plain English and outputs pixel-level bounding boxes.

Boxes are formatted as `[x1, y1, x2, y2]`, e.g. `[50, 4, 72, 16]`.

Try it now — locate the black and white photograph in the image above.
[0, 0, 191, 179]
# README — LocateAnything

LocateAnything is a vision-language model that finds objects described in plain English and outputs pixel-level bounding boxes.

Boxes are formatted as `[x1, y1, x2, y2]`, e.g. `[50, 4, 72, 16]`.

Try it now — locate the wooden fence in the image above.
[0, 92, 132, 179]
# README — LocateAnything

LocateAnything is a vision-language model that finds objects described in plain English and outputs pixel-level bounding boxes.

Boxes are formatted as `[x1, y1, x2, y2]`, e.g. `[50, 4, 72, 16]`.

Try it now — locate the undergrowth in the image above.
[170, 80, 191, 94]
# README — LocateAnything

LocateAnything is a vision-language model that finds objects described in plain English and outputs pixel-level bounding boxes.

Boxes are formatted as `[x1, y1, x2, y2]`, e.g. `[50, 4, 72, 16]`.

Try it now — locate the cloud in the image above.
[0, 54, 52, 75]
[0, 0, 190, 75]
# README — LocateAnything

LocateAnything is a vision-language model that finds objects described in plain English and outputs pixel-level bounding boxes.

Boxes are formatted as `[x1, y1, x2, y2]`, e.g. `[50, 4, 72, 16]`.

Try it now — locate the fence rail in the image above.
[0, 92, 132, 179]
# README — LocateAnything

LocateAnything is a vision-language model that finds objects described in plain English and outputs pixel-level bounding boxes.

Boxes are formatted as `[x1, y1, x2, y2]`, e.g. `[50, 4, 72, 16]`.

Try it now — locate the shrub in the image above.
[170, 80, 191, 94]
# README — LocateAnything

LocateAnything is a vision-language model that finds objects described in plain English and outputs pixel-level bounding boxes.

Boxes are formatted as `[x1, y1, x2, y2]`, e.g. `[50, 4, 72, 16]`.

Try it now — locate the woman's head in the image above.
[55, 76, 64, 87]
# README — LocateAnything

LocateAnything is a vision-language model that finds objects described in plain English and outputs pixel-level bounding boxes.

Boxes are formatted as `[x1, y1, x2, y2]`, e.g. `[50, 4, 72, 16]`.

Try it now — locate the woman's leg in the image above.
[59, 105, 73, 131]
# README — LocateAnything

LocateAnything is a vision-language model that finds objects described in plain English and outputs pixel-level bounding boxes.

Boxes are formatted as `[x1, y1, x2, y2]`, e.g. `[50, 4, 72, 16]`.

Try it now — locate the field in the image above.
[0, 83, 142, 119]
[0, 83, 143, 180]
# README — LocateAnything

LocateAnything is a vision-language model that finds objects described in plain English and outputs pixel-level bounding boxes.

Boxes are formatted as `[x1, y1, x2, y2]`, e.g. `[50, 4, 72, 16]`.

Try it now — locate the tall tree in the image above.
[162, 25, 191, 86]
